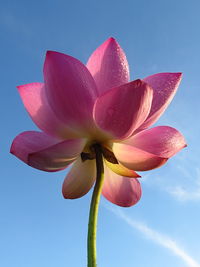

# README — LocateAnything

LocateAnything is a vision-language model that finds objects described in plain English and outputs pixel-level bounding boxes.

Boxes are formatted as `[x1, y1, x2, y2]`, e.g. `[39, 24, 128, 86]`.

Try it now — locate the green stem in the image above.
[87, 144, 104, 267]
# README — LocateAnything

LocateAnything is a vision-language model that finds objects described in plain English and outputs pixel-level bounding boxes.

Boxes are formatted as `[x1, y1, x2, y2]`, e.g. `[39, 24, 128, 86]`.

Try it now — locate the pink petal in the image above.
[44, 51, 98, 137]
[10, 131, 86, 171]
[113, 143, 167, 171]
[124, 126, 186, 158]
[94, 80, 153, 139]
[86, 37, 130, 94]
[62, 157, 96, 199]
[102, 165, 142, 207]
[18, 83, 80, 139]
[113, 126, 186, 171]
[140, 73, 182, 129]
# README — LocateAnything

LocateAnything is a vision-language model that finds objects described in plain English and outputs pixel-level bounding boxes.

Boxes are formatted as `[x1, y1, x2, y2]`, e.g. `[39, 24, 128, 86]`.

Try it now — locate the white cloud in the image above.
[166, 167, 200, 201]
[141, 153, 200, 202]
[167, 185, 200, 201]
[105, 205, 200, 267]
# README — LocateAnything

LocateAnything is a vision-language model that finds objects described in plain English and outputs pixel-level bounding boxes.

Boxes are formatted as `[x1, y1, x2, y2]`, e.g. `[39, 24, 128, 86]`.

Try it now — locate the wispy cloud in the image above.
[141, 152, 200, 202]
[167, 167, 200, 201]
[105, 205, 200, 267]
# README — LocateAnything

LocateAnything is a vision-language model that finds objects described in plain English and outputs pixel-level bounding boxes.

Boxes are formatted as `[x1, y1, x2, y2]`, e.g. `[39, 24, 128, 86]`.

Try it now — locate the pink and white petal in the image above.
[18, 83, 79, 139]
[102, 165, 142, 207]
[28, 139, 86, 171]
[86, 37, 130, 94]
[113, 142, 167, 171]
[104, 159, 140, 178]
[62, 157, 96, 199]
[10, 131, 86, 171]
[123, 126, 186, 158]
[44, 51, 98, 136]
[94, 80, 153, 139]
[140, 73, 182, 129]
[11, 131, 59, 163]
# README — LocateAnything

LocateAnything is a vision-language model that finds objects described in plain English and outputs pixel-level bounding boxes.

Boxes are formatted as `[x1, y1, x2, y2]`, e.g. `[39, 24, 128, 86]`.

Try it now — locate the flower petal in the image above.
[17, 83, 79, 139]
[104, 159, 140, 178]
[62, 157, 96, 199]
[124, 126, 186, 158]
[113, 126, 186, 171]
[10, 131, 86, 171]
[86, 37, 130, 94]
[113, 143, 167, 171]
[44, 51, 98, 136]
[141, 73, 182, 129]
[94, 80, 153, 139]
[102, 165, 142, 207]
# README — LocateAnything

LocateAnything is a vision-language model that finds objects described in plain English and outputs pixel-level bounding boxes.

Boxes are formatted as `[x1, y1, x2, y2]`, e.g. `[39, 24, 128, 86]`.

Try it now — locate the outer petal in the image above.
[17, 83, 79, 139]
[86, 37, 130, 94]
[123, 126, 186, 158]
[140, 73, 182, 129]
[44, 51, 98, 137]
[94, 80, 153, 139]
[113, 143, 167, 171]
[113, 126, 186, 171]
[62, 157, 96, 199]
[10, 131, 86, 171]
[102, 165, 142, 207]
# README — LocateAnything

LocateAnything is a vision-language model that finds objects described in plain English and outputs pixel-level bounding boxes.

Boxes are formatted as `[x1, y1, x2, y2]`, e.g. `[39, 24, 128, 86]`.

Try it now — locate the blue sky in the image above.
[1, 0, 200, 266]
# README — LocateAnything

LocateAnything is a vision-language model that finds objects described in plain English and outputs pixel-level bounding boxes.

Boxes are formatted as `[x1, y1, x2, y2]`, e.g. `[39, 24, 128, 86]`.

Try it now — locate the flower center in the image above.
[81, 143, 118, 164]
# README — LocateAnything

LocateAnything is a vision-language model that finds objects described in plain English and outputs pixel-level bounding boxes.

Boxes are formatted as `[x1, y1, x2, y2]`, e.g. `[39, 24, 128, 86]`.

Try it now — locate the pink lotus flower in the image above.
[10, 37, 186, 207]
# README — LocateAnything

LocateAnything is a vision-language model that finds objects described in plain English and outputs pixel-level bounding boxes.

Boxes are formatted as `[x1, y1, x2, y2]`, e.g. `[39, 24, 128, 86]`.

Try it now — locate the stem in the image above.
[87, 144, 104, 267]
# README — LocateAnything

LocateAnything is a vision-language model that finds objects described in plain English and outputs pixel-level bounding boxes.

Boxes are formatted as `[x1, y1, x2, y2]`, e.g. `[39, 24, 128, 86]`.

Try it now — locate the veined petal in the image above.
[104, 159, 140, 178]
[113, 143, 167, 171]
[86, 37, 130, 94]
[123, 126, 186, 158]
[94, 80, 153, 139]
[17, 83, 79, 139]
[62, 157, 96, 199]
[102, 165, 142, 207]
[10, 131, 86, 171]
[113, 126, 186, 171]
[140, 73, 182, 129]
[44, 51, 98, 136]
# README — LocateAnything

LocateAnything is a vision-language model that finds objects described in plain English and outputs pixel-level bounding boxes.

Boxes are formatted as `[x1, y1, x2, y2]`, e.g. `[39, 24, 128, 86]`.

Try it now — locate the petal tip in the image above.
[136, 173, 141, 178]
[45, 50, 60, 61]
[10, 140, 17, 156]
[104, 37, 119, 48]
[10, 146, 14, 155]
[132, 79, 154, 97]
[167, 72, 182, 77]
[16, 84, 26, 92]
[177, 72, 183, 76]
[131, 79, 150, 89]
[174, 72, 183, 81]
[46, 50, 54, 56]
[169, 72, 183, 82]
[107, 36, 117, 43]
[62, 189, 79, 200]
[62, 189, 68, 199]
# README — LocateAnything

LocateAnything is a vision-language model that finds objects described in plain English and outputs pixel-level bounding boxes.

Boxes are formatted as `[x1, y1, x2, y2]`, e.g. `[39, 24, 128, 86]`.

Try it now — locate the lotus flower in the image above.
[10, 37, 186, 207]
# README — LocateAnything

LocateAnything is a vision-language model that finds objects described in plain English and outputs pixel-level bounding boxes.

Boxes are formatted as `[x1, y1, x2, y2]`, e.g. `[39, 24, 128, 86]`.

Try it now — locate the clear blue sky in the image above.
[1, 0, 200, 266]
